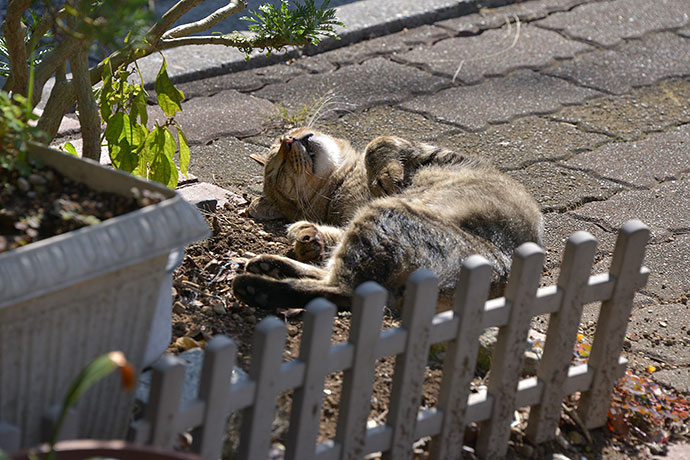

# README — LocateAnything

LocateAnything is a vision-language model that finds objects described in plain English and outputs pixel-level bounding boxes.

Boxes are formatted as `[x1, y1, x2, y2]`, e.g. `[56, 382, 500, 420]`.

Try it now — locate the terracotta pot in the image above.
[12, 439, 204, 460]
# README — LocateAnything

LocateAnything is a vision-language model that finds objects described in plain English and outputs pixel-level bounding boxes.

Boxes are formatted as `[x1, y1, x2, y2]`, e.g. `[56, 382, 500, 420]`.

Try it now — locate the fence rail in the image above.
[3, 220, 651, 459]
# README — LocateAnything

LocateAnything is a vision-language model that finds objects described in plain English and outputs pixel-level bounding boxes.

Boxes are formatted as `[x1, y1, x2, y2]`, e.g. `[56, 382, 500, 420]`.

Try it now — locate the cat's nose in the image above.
[282, 136, 295, 146]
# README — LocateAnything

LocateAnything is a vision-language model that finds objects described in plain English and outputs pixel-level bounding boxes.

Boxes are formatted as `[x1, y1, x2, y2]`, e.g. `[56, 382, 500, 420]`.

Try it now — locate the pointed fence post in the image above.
[382, 269, 438, 460]
[191, 335, 237, 459]
[476, 243, 544, 459]
[526, 232, 597, 443]
[335, 282, 387, 460]
[237, 317, 287, 460]
[429, 255, 492, 460]
[147, 355, 187, 448]
[286, 299, 337, 460]
[577, 220, 650, 428]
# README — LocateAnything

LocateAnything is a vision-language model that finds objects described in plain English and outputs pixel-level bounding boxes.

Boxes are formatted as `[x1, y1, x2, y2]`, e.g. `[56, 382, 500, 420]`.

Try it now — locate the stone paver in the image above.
[536, 0, 690, 48]
[545, 32, 690, 95]
[541, 211, 616, 269]
[187, 137, 264, 195]
[628, 303, 690, 366]
[653, 367, 690, 394]
[435, 115, 609, 169]
[639, 235, 690, 302]
[398, 24, 590, 83]
[255, 57, 449, 115]
[506, 162, 622, 213]
[436, 0, 593, 36]
[401, 70, 601, 131]
[149, 90, 276, 144]
[551, 77, 690, 141]
[562, 124, 690, 188]
[567, 179, 690, 241]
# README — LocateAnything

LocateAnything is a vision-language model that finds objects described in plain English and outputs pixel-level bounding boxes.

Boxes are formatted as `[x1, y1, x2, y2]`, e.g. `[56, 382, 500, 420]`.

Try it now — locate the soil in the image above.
[0, 162, 164, 254]
[168, 199, 688, 460]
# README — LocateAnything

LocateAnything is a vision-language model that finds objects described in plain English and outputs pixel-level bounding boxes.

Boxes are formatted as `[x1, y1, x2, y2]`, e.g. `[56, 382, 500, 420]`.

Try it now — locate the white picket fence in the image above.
[128, 219, 650, 459]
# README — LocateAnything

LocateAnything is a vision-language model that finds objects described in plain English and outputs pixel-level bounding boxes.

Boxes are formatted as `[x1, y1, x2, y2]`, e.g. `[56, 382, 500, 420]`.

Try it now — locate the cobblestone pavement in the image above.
[59, 0, 690, 395]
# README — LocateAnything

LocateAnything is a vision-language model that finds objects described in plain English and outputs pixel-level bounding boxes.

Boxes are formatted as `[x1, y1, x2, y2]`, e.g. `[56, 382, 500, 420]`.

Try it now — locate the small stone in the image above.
[517, 444, 534, 458]
[245, 315, 257, 325]
[567, 430, 585, 445]
[172, 301, 186, 314]
[213, 303, 226, 315]
[28, 173, 47, 185]
[16, 177, 30, 191]
[287, 324, 299, 336]
[201, 306, 213, 315]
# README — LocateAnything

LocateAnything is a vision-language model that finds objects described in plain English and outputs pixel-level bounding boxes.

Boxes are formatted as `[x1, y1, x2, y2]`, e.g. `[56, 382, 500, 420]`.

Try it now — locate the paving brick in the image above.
[436, 0, 592, 36]
[542, 211, 616, 269]
[567, 179, 690, 242]
[678, 26, 690, 38]
[254, 57, 449, 116]
[149, 89, 276, 144]
[562, 124, 690, 188]
[653, 367, 690, 394]
[551, 78, 690, 141]
[175, 62, 305, 98]
[628, 303, 690, 366]
[398, 24, 590, 83]
[546, 32, 690, 95]
[641, 235, 690, 302]
[536, 0, 690, 48]
[434, 115, 609, 169]
[188, 137, 264, 195]
[313, 33, 412, 67]
[315, 106, 451, 151]
[505, 162, 623, 213]
[400, 70, 601, 131]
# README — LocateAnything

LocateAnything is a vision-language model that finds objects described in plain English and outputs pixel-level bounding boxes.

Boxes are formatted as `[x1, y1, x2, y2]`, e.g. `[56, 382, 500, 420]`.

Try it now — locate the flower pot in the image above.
[0, 144, 210, 450]
[11, 439, 205, 460]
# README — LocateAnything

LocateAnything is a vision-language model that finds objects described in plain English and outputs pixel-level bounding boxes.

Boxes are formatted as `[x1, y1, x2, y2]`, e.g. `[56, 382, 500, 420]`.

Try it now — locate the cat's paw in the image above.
[232, 274, 274, 309]
[246, 254, 294, 279]
[287, 221, 325, 263]
[370, 161, 404, 197]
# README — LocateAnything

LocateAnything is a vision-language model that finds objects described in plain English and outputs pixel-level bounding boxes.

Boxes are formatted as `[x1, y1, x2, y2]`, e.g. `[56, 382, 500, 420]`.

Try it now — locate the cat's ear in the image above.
[248, 196, 284, 220]
[249, 153, 267, 166]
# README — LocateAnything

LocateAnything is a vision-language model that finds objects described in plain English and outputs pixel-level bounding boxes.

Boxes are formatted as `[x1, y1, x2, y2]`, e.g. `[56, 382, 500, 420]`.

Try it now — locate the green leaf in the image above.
[177, 128, 190, 176]
[104, 112, 124, 144]
[131, 90, 148, 126]
[150, 151, 178, 188]
[62, 142, 78, 156]
[144, 125, 164, 164]
[162, 127, 176, 159]
[154, 59, 184, 117]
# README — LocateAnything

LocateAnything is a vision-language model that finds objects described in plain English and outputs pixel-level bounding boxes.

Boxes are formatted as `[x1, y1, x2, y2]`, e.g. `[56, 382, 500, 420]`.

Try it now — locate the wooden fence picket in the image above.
[382, 269, 438, 460]
[0, 221, 648, 459]
[191, 335, 236, 459]
[237, 317, 287, 460]
[429, 255, 492, 460]
[526, 231, 597, 443]
[286, 299, 337, 459]
[577, 220, 650, 428]
[333, 282, 387, 460]
[475, 243, 544, 459]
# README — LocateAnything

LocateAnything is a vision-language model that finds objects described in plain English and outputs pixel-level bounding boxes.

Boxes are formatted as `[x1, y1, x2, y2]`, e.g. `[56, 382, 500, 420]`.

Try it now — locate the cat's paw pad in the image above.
[293, 226, 325, 263]
[232, 274, 271, 309]
[246, 255, 285, 279]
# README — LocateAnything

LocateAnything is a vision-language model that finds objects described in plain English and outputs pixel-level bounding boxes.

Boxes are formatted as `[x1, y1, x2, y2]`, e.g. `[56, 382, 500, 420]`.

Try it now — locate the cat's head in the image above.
[249, 127, 352, 221]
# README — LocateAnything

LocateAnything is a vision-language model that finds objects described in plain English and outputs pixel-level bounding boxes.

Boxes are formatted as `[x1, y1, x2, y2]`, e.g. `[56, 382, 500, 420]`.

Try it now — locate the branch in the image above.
[36, 79, 75, 140]
[71, 47, 101, 161]
[163, 0, 246, 39]
[158, 32, 310, 51]
[147, 0, 206, 41]
[32, 36, 83, 105]
[1, 0, 34, 95]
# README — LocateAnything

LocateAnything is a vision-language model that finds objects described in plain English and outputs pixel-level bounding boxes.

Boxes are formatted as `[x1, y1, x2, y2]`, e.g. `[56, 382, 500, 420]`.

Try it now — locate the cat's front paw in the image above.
[287, 221, 325, 263]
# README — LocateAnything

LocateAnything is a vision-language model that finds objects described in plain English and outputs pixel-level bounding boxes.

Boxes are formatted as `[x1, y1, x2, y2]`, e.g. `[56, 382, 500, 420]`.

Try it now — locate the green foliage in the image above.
[241, 0, 344, 55]
[98, 58, 189, 188]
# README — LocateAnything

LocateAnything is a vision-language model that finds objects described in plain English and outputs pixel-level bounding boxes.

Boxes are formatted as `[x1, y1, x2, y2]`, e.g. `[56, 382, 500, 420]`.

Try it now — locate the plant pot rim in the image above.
[12, 439, 205, 460]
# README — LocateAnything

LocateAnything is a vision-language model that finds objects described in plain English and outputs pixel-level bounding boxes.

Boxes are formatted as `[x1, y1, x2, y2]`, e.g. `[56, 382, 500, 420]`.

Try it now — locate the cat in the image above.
[236, 127, 544, 312]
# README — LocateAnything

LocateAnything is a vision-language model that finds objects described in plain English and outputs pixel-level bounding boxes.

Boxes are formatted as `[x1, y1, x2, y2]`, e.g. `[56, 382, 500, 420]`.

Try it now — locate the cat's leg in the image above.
[245, 254, 328, 280]
[363, 137, 409, 197]
[287, 221, 344, 262]
[233, 274, 351, 310]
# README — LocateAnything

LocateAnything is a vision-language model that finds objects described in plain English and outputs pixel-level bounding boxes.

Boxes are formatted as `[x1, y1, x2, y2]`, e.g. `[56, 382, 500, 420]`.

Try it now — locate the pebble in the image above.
[16, 177, 30, 191]
[567, 430, 585, 445]
[28, 173, 47, 185]
[213, 303, 226, 315]
[517, 444, 534, 458]
[201, 306, 213, 315]
[172, 301, 186, 314]
[245, 315, 257, 325]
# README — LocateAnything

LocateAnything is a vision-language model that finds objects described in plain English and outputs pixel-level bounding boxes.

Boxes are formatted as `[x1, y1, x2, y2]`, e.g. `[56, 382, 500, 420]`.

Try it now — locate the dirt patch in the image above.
[170, 201, 688, 459]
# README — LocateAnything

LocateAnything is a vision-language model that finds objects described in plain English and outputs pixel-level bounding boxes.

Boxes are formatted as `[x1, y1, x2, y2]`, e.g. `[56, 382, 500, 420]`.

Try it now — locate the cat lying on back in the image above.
[235, 127, 543, 311]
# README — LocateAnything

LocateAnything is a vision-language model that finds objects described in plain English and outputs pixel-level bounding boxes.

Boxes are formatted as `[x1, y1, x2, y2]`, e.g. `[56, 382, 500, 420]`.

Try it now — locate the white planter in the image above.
[0, 144, 210, 449]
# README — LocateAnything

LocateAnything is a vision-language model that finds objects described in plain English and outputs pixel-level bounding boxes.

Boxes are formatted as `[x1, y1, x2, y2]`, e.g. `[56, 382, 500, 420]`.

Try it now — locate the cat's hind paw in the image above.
[287, 221, 326, 263]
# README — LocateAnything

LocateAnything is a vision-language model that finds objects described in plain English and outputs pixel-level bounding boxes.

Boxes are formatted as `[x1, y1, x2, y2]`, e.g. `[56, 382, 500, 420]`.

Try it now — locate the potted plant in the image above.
[4, 352, 204, 460]
[0, 87, 210, 450]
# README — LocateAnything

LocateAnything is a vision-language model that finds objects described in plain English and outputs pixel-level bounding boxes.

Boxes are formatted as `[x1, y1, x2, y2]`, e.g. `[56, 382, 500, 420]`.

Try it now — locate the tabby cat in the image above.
[236, 127, 543, 311]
